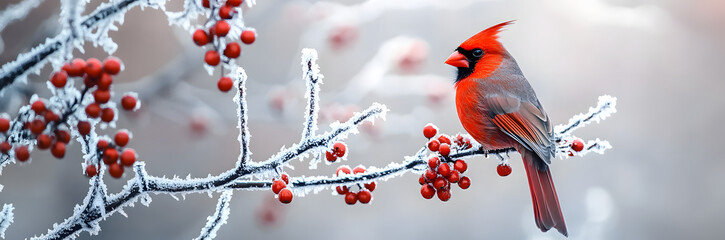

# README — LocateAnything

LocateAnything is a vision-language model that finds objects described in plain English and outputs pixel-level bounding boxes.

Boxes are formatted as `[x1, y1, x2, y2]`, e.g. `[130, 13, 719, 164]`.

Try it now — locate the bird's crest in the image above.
[460, 20, 514, 52]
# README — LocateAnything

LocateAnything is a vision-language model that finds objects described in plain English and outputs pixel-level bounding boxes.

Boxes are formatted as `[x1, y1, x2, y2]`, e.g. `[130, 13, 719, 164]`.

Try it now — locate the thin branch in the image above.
[233, 68, 250, 170]
[195, 191, 233, 240]
[0, 204, 13, 239]
[301, 49, 322, 139]
[0, 0, 142, 92]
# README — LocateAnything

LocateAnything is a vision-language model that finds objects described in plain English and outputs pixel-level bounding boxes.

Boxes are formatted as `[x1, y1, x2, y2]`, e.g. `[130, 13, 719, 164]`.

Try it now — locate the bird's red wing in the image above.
[485, 95, 554, 163]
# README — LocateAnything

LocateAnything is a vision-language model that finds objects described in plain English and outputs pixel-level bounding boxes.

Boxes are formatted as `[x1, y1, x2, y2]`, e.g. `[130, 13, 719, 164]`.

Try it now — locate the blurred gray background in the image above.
[1, 0, 724, 239]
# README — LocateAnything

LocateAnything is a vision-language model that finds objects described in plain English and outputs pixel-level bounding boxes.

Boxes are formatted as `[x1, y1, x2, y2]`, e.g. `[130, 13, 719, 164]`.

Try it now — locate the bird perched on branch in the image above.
[445, 21, 568, 236]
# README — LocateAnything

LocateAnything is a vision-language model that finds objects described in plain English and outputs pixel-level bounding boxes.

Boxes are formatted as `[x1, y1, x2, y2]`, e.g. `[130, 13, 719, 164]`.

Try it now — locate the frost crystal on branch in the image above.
[0, 204, 13, 239]
[196, 191, 233, 240]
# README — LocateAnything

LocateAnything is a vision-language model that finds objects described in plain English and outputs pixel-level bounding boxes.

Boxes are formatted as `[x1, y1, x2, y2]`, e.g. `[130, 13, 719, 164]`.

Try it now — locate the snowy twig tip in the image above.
[0, 204, 13, 239]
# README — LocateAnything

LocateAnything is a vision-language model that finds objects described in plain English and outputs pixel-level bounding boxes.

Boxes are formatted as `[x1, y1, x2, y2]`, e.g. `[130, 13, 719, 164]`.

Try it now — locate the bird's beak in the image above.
[445, 51, 469, 68]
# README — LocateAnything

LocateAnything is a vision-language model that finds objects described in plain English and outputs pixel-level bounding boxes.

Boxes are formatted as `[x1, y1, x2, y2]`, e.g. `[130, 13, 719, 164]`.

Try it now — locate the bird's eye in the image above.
[472, 48, 484, 57]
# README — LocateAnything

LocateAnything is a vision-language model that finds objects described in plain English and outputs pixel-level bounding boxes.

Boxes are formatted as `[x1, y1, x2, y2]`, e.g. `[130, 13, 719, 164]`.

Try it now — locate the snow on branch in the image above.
[0, 204, 13, 239]
[196, 190, 233, 240]
[0, 0, 212, 93]
[0, 0, 44, 54]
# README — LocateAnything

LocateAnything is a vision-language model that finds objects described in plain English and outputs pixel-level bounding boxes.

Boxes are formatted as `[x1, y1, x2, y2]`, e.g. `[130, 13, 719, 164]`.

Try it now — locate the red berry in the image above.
[84, 75, 98, 88]
[454, 160, 467, 173]
[120, 95, 137, 110]
[0, 117, 9, 133]
[44, 111, 59, 122]
[215, 21, 230, 37]
[218, 77, 233, 92]
[51, 71, 68, 88]
[568, 151, 574, 156]
[101, 108, 114, 122]
[419, 175, 426, 185]
[103, 57, 122, 75]
[226, 0, 242, 7]
[272, 180, 286, 194]
[336, 185, 348, 195]
[120, 148, 136, 166]
[357, 190, 372, 204]
[428, 156, 439, 169]
[422, 124, 437, 139]
[85, 58, 103, 78]
[219, 5, 234, 19]
[108, 163, 123, 178]
[333, 142, 346, 157]
[364, 182, 376, 192]
[458, 176, 471, 189]
[433, 177, 448, 191]
[56, 130, 71, 143]
[202, 0, 210, 8]
[344, 192, 357, 205]
[64, 59, 86, 76]
[454, 134, 464, 145]
[325, 151, 337, 162]
[240, 30, 256, 44]
[427, 139, 440, 152]
[437, 188, 451, 202]
[438, 135, 451, 145]
[51, 141, 66, 159]
[15, 146, 29, 162]
[571, 139, 585, 152]
[85, 103, 101, 118]
[36, 134, 52, 149]
[31, 100, 45, 114]
[420, 184, 435, 199]
[193, 29, 209, 46]
[447, 170, 460, 183]
[103, 148, 118, 165]
[439, 143, 450, 157]
[29, 119, 46, 135]
[497, 164, 512, 177]
[97, 139, 109, 150]
[336, 166, 351, 176]
[223, 42, 241, 59]
[464, 139, 472, 149]
[0, 142, 10, 154]
[278, 188, 293, 204]
[424, 169, 437, 181]
[281, 173, 289, 184]
[437, 163, 451, 178]
[97, 73, 113, 90]
[352, 166, 366, 174]
[93, 89, 111, 104]
[115, 130, 130, 147]
[204, 50, 220, 66]
[86, 165, 98, 177]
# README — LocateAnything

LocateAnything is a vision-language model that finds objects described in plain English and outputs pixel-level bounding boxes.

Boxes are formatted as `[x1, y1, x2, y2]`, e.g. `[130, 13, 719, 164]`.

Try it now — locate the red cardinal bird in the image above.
[446, 21, 568, 236]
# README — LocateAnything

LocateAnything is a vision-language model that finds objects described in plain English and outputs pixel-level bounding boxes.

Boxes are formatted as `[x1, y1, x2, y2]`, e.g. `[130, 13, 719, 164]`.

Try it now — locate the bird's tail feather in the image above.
[522, 150, 568, 237]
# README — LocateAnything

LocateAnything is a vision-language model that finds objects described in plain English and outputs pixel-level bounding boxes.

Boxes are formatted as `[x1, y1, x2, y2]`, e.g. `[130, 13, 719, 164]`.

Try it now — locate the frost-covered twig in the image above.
[0, 0, 45, 54]
[0, 0, 146, 91]
[196, 190, 233, 240]
[0, 204, 13, 239]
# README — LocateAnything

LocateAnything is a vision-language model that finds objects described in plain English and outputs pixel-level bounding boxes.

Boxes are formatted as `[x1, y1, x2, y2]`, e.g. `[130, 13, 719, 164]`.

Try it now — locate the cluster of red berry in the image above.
[335, 166, 375, 205]
[86, 130, 137, 178]
[0, 57, 137, 164]
[325, 142, 346, 162]
[194, 0, 256, 92]
[419, 124, 472, 201]
[271, 174, 293, 204]
[67, 57, 138, 123]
